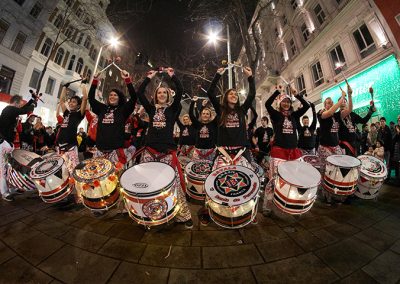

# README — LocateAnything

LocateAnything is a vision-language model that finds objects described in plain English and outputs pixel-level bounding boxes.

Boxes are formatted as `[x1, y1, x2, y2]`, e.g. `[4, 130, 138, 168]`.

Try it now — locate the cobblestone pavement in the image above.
[0, 183, 399, 284]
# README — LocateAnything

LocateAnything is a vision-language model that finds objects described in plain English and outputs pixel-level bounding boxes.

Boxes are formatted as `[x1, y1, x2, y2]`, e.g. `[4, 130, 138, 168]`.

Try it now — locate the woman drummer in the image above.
[176, 113, 197, 158]
[262, 85, 310, 215]
[88, 70, 137, 166]
[136, 67, 193, 229]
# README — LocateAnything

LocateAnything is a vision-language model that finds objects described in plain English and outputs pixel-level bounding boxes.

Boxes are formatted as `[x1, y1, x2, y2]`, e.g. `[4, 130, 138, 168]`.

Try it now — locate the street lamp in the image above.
[92, 37, 120, 81]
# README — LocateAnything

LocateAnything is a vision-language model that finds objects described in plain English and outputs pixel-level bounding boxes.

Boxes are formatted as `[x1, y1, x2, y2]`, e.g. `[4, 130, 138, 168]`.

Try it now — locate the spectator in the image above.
[373, 140, 384, 161]
[20, 114, 36, 150]
[33, 116, 46, 153]
[390, 121, 396, 138]
[391, 125, 400, 183]
[44, 126, 56, 149]
[361, 124, 369, 154]
[365, 145, 374, 156]
[77, 127, 87, 154]
[377, 117, 393, 174]
[367, 123, 378, 147]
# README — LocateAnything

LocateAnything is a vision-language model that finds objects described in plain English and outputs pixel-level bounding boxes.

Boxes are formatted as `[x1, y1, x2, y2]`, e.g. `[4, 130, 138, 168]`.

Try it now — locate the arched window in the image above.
[76, 32, 83, 45]
[84, 36, 91, 49]
[64, 26, 73, 38]
[87, 69, 92, 78]
[54, 48, 64, 65]
[99, 56, 105, 67]
[40, 38, 53, 57]
[68, 55, 75, 70]
[53, 14, 63, 29]
[75, 57, 83, 74]
[91, 49, 97, 61]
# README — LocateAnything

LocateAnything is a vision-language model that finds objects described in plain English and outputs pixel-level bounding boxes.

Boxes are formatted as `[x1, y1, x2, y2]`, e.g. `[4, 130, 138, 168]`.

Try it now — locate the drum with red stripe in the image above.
[73, 158, 119, 210]
[30, 155, 72, 203]
[299, 155, 321, 170]
[178, 156, 191, 171]
[355, 155, 387, 199]
[322, 155, 361, 196]
[205, 165, 260, 229]
[7, 149, 42, 192]
[185, 160, 213, 201]
[273, 161, 321, 215]
[120, 162, 178, 226]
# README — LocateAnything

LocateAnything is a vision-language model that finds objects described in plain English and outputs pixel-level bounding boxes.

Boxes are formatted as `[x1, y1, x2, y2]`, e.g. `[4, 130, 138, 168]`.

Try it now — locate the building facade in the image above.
[237, 0, 400, 123]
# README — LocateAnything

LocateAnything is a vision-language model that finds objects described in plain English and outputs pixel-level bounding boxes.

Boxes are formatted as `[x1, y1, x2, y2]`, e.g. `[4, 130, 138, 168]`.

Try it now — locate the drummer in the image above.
[262, 85, 310, 216]
[317, 81, 352, 205]
[0, 94, 37, 202]
[136, 67, 193, 229]
[176, 114, 196, 158]
[88, 70, 137, 166]
[253, 116, 273, 164]
[296, 102, 317, 155]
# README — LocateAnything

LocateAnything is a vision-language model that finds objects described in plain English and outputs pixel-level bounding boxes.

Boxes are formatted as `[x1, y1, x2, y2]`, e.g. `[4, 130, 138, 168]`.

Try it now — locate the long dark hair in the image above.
[219, 88, 241, 126]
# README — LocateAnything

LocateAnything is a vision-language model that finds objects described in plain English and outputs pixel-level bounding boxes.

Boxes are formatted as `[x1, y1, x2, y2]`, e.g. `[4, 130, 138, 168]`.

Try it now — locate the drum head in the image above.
[30, 155, 64, 179]
[73, 158, 114, 183]
[205, 165, 259, 206]
[185, 160, 213, 179]
[12, 149, 41, 167]
[357, 155, 387, 179]
[120, 162, 175, 195]
[300, 155, 320, 167]
[326, 155, 361, 168]
[278, 161, 321, 188]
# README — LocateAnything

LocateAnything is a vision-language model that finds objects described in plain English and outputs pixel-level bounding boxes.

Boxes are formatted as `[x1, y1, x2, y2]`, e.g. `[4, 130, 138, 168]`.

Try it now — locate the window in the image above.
[14, 0, 25, 5]
[0, 66, 15, 94]
[84, 16, 91, 25]
[75, 7, 83, 18]
[54, 48, 64, 65]
[330, 44, 346, 74]
[87, 69, 92, 78]
[291, 0, 298, 10]
[30, 2, 43, 19]
[54, 14, 63, 28]
[301, 23, 310, 42]
[283, 15, 287, 26]
[280, 52, 285, 64]
[40, 38, 53, 56]
[29, 69, 41, 88]
[45, 77, 55, 95]
[64, 0, 73, 5]
[0, 19, 10, 43]
[11, 32, 27, 54]
[314, 4, 326, 25]
[99, 56, 105, 67]
[274, 28, 279, 38]
[353, 24, 376, 58]
[99, 1, 103, 8]
[68, 55, 75, 70]
[296, 74, 306, 97]
[64, 26, 73, 38]
[289, 39, 296, 55]
[84, 36, 91, 49]
[75, 57, 83, 73]
[90, 49, 97, 60]
[336, 0, 342, 4]
[311, 61, 324, 87]
[76, 33, 83, 44]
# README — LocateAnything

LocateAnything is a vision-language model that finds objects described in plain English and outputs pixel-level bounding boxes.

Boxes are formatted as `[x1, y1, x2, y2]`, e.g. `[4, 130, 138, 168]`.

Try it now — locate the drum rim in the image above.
[11, 149, 41, 167]
[326, 154, 361, 168]
[73, 158, 115, 183]
[185, 160, 213, 179]
[277, 161, 321, 188]
[357, 155, 388, 178]
[30, 156, 64, 179]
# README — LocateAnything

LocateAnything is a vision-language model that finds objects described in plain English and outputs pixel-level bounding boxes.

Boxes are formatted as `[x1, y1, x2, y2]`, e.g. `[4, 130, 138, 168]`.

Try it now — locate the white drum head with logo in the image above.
[120, 162, 175, 195]
[327, 155, 361, 168]
[185, 160, 213, 180]
[357, 155, 387, 179]
[30, 156, 64, 179]
[205, 165, 259, 207]
[278, 161, 321, 188]
[12, 149, 41, 167]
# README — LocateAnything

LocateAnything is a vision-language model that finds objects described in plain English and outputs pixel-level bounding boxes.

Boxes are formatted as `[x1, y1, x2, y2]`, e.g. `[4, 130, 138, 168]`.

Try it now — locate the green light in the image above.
[321, 54, 400, 123]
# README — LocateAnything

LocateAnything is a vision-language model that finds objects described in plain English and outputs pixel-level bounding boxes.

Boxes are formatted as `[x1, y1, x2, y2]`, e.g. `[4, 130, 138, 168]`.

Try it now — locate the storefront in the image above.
[321, 54, 400, 123]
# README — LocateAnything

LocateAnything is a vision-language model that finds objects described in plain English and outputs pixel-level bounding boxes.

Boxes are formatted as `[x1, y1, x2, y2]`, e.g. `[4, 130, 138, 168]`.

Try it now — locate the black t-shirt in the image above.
[254, 126, 273, 152]
[21, 122, 34, 145]
[317, 111, 341, 147]
[339, 111, 373, 144]
[297, 106, 317, 150]
[177, 122, 197, 146]
[57, 110, 84, 146]
[189, 101, 217, 149]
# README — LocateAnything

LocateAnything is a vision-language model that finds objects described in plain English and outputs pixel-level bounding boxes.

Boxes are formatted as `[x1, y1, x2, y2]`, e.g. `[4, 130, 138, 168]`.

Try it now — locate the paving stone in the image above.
[34, 219, 73, 238]
[41, 209, 84, 225]
[390, 240, 400, 254]
[202, 244, 263, 268]
[192, 230, 242, 246]
[251, 253, 338, 283]
[312, 229, 339, 244]
[0, 221, 41, 247]
[289, 230, 326, 251]
[13, 233, 64, 265]
[347, 216, 377, 229]
[298, 216, 337, 231]
[256, 238, 304, 262]
[326, 207, 360, 223]
[240, 225, 287, 243]
[141, 230, 191, 246]
[38, 245, 119, 283]
[104, 223, 146, 242]
[362, 251, 400, 284]
[72, 216, 115, 234]
[98, 238, 146, 262]
[355, 227, 397, 251]
[59, 227, 110, 252]
[373, 215, 400, 237]
[0, 241, 16, 264]
[0, 204, 20, 216]
[338, 270, 378, 284]
[169, 267, 256, 284]
[323, 223, 360, 240]
[315, 238, 380, 277]
[108, 261, 169, 284]
[0, 256, 53, 283]
[0, 209, 30, 226]
[20, 214, 48, 226]
[364, 208, 392, 222]
[140, 244, 201, 268]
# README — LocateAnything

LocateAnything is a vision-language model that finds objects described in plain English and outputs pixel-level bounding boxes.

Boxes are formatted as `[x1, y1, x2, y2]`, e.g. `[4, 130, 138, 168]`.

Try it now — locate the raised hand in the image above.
[243, 67, 252, 77]
[192, 96, 198, 102]
[121, 70, 130, 80]
[217, 67, 225, 75]
[345, 79, 352, 95]
[147, 70, 157, 79]
[166, 67, 175, 77]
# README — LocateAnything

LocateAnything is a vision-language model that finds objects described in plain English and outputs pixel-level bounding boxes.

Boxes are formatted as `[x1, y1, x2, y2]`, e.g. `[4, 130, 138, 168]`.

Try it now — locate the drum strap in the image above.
[179, 145, 195, 156]
[116, 148, 127, 164]
[339, 140, 356, 156]
[195, 148, 215, 159]
[217, 147, 245, 165]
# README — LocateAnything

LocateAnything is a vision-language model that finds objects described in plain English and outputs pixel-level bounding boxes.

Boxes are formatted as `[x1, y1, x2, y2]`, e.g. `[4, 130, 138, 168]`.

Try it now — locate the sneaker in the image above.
[200, 215, 210, 226]
[184, 219, 194, 229]
[2, 195, 14, 202]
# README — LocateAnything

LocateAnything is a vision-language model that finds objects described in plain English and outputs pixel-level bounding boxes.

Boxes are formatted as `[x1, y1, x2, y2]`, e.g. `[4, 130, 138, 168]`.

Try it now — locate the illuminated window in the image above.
[296, 74, 306, 96]
[330, 44, 346, 74]
[301, 23, 310, 42]
[311, 61, 324, 87]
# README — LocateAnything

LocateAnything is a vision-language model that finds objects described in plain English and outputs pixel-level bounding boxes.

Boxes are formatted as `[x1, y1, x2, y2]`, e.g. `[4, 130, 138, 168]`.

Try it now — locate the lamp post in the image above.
[92, 37, 120, 81]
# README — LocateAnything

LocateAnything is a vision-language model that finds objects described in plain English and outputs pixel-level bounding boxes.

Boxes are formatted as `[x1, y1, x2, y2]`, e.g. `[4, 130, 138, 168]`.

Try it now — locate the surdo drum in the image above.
[299, 155, 321, 169]
[205, 165, 260, 229]
[322, 155, 361, 196]
[7, 149, 42, 191]
[273, 161, 321, 215]
[120, 162, 179, 226]
[73, 158, 119, 210]
[178, 156, 191, 170]
[30, 155, 72, 203]
[355, 155, 387, 199]
[185, 160, 213, 201]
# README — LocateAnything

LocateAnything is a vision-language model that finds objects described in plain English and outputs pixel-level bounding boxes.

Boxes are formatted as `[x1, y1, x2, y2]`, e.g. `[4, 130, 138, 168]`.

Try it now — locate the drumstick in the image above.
[113, 62, 123, 72]
[99, 62, 113, 73]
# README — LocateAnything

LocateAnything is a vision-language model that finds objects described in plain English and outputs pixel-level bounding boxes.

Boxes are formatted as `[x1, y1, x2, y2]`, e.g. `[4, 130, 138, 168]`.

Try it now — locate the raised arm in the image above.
[310, 102, 317, 130]
[168, 68, 183, 111]
[206, 69, 223, 115]
[88, 74, 106, 115]
[121, 70, 137, 119]
[248, 105, 258, 129]
[241, 67, 256, 112]
[58, 86, 68, 113]
[293, 90, 310, 118]
[80, 84, 88, 116]
[321, 94, 345, 119]
[265, 89, 281, 121]
[353, 105, 374, 125]
[340, 80, 353, 119]
[137, 71, 156, 113]
[189, 97, 200, 128]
